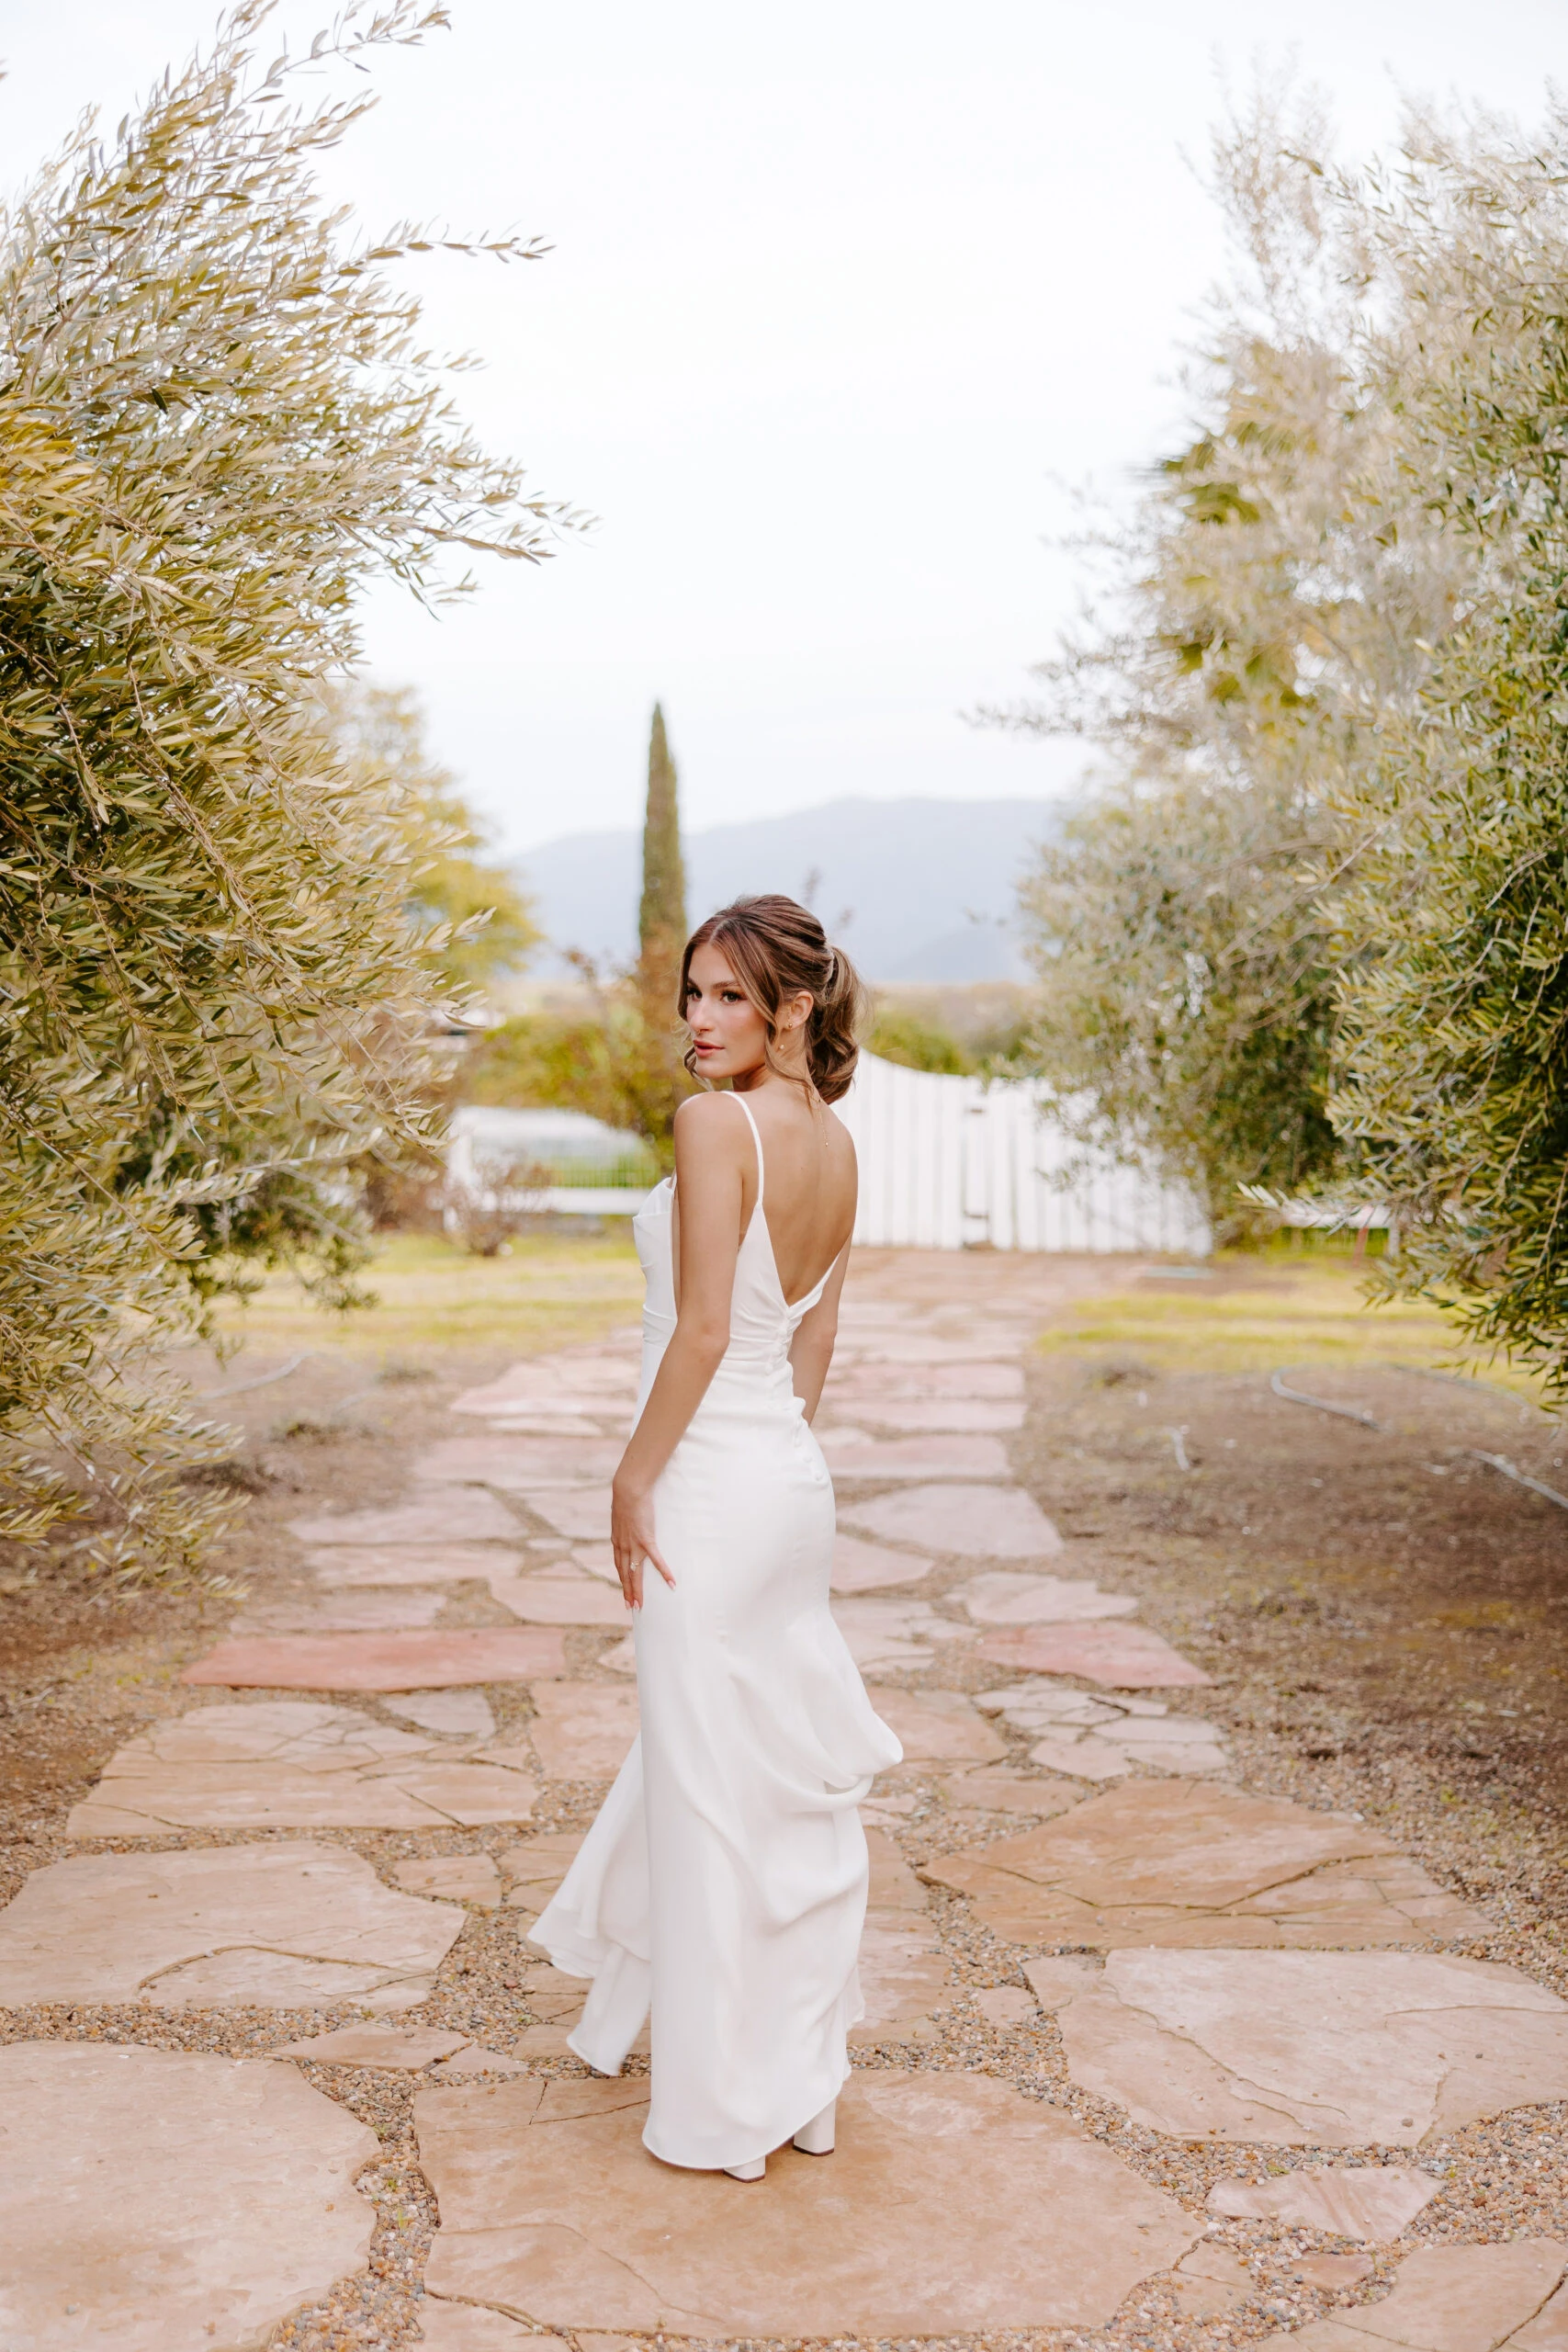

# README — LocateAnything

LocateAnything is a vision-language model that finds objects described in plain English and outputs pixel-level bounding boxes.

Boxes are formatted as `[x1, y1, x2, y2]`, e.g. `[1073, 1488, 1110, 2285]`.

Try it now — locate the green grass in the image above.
[210, 1229, 644, 1364]
[1039, 1250, 1550, 1401]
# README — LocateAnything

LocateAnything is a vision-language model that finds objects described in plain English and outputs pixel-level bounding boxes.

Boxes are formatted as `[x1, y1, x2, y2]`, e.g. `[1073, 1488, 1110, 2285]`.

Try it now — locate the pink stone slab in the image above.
[276, 2025, 471, 2067]
[498, 1833, 584, 1911]
[0, 1841, 463, 2007]
[1061, 1953, 1568, 2147]
[231, 1589, 449, 1634]
[384, 1690, 497, 1738]
[414, 1436, 622, 1489]
[526, 1682, 639, 1781]
[427, 2048, 533, 2085]
[964, 1571, 1139, 1626]
[66, 1701, 539, 1835]
[517, 1487, 613, 1542]
[486, 1574, 630, 1628]
[415, 2299, 555, 2349]
[840, 1398, 1026, 1432]
[841, 1484, 1063, 1558]
[181, 1627, 569, 1690]
[0, 2043, 377, 2352]
[485, 1416, 609, 1438]
[1254, 2244, 1568, 2349]
[1208, 2165, 1439, 2240]
[820, 1433, 1013, 1479]
[394, 1855, 503, 1905]
[830, 1533, 932, 1593]
[290, 1495, 519, 1546]
[412, 2071, 1199, 2334]
[307, 1543, 525, 1589]
[922, 1779, 1483, 1950]
[866, 1686, 1008, 1764]
[978, 1623, 1210, 1688]
[453, 1361, 637, 1417]
[828, 1363, 1024, 1400]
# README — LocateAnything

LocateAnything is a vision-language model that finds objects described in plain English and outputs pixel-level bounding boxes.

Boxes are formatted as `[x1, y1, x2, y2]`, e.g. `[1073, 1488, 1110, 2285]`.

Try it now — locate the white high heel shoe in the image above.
[792, 2098, 836, 2156]
[723, 2155, 766, 2181]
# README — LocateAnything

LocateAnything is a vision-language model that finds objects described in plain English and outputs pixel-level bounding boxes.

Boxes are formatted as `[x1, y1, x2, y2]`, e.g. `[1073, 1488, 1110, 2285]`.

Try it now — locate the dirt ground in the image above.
[3, 1238, 1566, 2351]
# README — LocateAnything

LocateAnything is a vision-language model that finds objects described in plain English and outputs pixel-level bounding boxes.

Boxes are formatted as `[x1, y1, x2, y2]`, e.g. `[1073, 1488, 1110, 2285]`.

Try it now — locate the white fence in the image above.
[835, 1054, 1210, 1254]
[445, 1056, 1210, 1256]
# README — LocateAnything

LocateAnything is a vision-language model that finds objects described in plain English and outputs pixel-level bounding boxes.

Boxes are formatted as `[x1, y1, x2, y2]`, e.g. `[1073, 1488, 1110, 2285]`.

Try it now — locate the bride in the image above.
[531, 892, 901, 2180]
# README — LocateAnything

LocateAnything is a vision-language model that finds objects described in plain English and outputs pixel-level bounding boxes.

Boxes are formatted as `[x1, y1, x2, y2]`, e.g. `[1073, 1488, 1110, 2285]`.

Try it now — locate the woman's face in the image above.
[683, 943, 812, 1083]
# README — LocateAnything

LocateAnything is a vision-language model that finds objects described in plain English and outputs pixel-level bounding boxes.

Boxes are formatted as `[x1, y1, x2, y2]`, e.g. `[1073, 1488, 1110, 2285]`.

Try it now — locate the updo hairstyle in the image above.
[678, 894, 866, 1104]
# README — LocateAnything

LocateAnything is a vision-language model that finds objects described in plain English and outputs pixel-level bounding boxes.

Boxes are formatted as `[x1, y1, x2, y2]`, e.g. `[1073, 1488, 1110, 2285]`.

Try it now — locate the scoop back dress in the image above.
[531, 1091, 902, 2172]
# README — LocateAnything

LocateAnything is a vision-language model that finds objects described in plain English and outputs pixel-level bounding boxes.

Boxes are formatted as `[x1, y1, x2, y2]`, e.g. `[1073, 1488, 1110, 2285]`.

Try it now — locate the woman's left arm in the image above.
[788, 1242, 851, 1421]
[610, 1093, 748, 1607]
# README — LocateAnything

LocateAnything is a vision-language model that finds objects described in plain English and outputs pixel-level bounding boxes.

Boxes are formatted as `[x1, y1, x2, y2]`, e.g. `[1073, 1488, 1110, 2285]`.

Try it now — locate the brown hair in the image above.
[679, 895, 866, 1104]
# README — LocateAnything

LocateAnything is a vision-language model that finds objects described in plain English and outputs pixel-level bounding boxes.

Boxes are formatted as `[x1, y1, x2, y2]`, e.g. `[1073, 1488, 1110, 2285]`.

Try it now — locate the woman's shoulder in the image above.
[672, 1091, 751, 1150]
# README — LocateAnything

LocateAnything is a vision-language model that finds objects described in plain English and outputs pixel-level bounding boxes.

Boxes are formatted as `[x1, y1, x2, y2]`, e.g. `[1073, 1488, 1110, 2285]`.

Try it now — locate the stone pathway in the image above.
[5, 1257, 1568, 2346]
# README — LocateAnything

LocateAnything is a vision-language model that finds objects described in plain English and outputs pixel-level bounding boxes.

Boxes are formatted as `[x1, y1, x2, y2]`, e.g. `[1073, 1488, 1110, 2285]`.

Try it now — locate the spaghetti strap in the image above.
[728, 1090, 764, 1205]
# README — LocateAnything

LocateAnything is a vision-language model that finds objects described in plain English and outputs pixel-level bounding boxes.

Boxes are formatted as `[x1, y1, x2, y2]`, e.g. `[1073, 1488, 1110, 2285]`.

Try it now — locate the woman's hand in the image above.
[610, 1474, 675, 1611]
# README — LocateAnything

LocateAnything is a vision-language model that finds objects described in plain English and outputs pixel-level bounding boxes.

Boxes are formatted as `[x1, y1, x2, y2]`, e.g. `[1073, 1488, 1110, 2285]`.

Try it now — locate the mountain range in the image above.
[518, 797, 1060, 983]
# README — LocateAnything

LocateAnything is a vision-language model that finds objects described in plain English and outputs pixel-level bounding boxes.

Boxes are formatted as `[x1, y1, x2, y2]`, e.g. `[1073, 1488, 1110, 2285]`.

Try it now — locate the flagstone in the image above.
[308, 1542, 526, 1588]
[428, 2045, 533, 2081]
[979, 1621, 1212, 1686]
[963, 1571, 1139, 1624]
[1023, 1954, 1104, 2008]
[1254, 2242, 1568, 2349]
[394, 1855, 503, 1906]
[413, 1436, 621, 1489]
[940, 1766, 1083, 1817]
[599, 1634, 638, 1673]
[231, 1588, 449, 1634]
[525, 1682, 639, 1780]
[1209, 2165, 1440, 2239]
[919, 1779, 1483, 1947]
[1058, 1951, 1568, 2145]
[413, 2069, 1198, 2334]
[841, 1483, 1064, 1557]
[419, 2301, 563, 2350]
[275, 2024, 471, 2067]
[974, 1985, 1040, 2029]
[1172, 2243, 1252, 2318]
[500, 1834, 584, 1922]
[68, 1700, 537, 1834]
[517, 1486, 615, 1541]
[839, 1396, 1027, 1432]
[485, 1573, 630, 1627]
[181, 1626, 569, 1690]
[486, 1414, 611, 1437]
[831, 1596, 976, 1670]
[850, 1920, 951, 2045]
[0, 2041, 376, 2352]
[830, 1532, 932, 1592]
[453, 1361, 637, 1418]
[572, 1544, 622, 1582]
[866, 1685, 1009, 1763]
[290, 1494, 520, 1546]
[384, 1690, 497, 1737]
[1295, 2252, 1375, 2288]
[820, 1431, 1013, 1478]
[828, 1362, 1025, 1400]
[0, 1840, 463, 2009]
[855, 1336, 1028, 1363]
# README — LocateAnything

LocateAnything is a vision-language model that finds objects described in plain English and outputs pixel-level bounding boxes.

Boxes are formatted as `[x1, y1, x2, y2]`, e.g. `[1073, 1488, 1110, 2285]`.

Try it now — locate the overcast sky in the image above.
[5, 2, 1566, 852]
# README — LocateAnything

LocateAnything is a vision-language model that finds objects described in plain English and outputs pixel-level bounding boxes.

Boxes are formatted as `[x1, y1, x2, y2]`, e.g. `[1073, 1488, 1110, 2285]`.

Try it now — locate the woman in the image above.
[531, 894, 901, 2181]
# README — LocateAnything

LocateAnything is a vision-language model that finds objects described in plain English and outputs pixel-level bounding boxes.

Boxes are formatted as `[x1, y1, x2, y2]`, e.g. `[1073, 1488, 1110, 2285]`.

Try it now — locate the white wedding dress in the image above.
[532, 1091, 901, 2171]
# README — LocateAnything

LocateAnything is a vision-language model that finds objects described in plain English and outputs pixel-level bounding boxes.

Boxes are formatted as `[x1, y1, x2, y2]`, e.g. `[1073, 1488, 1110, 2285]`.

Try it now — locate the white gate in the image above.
[834, 1054, 1210, 1254]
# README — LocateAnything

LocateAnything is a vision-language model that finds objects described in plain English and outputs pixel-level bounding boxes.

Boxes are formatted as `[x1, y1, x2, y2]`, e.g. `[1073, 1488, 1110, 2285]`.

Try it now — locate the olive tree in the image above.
[0, 1, 567, 1574]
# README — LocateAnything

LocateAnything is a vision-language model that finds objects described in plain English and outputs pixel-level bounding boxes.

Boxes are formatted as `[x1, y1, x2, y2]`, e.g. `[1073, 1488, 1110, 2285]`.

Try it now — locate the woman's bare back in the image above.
[735, 1085, 857, 1305]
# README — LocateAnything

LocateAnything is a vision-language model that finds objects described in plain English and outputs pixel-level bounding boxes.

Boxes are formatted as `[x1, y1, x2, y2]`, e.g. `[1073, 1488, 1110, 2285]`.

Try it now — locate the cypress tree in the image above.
[637, 703, 687, 1013]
